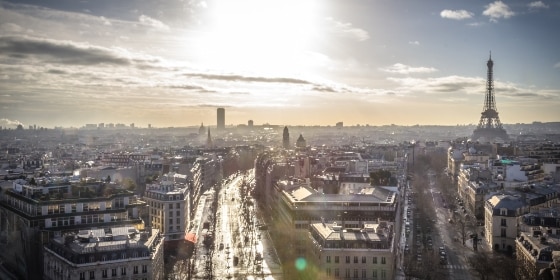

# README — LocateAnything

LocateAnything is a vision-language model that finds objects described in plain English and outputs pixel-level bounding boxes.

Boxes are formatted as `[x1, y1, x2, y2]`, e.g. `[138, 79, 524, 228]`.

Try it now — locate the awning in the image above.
[185, 232, 197, 243]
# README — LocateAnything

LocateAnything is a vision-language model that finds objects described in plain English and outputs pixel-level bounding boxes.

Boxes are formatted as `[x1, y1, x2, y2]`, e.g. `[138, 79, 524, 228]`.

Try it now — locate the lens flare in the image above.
[295, 257, 307, 271]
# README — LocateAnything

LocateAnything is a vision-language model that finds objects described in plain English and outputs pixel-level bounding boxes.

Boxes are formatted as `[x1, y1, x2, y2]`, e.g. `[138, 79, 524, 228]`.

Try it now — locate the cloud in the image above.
[467, 22, 485, 27]
[0, 23, 25, 33]
[440, 10, 474, 20]
[0, 36, 130, 65]
[138, 15, 170, 31]
[312, 85, 338, 93]
[408, 41, 420, 45]
[387, 75, 483, 94]
[185, 73, 312, 85]
[47, 69, 67, 75]
[0, 118, 24, 128]
[326, 18, 369, 42]
[483, 1, 515, 22]
[528, 1, 549, 10]
[554, 62, 560, 68]
[380, 63, 438, 74]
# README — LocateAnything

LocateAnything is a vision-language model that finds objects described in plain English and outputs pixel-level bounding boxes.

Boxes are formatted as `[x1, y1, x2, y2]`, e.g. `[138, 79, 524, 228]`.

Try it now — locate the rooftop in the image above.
[52, 226, 161, 255]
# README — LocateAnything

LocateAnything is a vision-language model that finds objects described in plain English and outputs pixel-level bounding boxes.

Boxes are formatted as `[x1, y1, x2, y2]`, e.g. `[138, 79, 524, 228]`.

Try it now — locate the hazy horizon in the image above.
[1, 0, 559, 129]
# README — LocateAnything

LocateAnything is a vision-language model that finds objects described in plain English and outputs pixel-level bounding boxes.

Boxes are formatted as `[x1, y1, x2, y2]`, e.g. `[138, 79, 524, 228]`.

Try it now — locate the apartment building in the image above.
[43, 226, 164, 280]
[190, 155, 222, 206]
[271, 180, 397, 258]
[457, 166, 496, 219]
[484, 194, 525, 253]
[143, 173, 190, 242]
[309, 222, 394, 280]
[0, 178, 145, 279]
[516, 210, 560, 280]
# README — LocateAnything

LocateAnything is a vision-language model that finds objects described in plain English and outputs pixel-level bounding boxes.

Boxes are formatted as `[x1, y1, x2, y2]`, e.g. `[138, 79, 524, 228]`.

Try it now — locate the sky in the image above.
[0, 0, 559, 129]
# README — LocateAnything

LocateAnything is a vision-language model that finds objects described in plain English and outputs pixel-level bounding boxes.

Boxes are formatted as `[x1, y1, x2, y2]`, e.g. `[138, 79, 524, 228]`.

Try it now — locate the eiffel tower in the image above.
[472, 53, 509, 142]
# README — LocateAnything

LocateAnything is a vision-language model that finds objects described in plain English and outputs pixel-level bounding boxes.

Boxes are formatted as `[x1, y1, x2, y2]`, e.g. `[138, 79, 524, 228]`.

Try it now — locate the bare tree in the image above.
[467, 251, 517, 280]
[467, 251, 494, 280]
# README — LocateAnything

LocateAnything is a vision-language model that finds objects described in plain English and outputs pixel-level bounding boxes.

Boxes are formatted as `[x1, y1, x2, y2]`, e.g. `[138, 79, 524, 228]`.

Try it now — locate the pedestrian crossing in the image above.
[441, 264, 470, 270]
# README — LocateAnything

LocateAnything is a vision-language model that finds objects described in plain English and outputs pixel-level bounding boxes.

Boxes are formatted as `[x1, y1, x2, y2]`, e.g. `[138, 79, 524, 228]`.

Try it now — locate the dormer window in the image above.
[500, 208, 507, 216]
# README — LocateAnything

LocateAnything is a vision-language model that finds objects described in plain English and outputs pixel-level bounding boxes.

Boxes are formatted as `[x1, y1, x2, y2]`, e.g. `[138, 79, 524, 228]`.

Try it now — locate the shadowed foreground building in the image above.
[43, 227, 164, 280]
[0, 178, 146, 279]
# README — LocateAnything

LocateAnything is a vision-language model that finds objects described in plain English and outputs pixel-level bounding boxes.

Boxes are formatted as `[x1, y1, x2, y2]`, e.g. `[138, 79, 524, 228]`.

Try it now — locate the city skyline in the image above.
[1, 0, 559, 129]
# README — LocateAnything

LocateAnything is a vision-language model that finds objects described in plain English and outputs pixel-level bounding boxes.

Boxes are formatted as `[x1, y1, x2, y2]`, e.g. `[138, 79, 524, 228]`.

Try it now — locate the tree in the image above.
[124, 178, 137, 192]
[453, 211, 476, 245]
[467, 251, 494, 280]
[29, 177, 37, 185]
[105, 175, 111, 183]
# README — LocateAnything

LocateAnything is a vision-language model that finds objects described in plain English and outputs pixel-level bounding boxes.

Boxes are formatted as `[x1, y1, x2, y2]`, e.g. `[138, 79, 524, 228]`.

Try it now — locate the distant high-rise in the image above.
[472, 53, 509, 142]
[217, 108, 225, 130]
[282, 126, 290, 149]
[248, 120, 254, 129]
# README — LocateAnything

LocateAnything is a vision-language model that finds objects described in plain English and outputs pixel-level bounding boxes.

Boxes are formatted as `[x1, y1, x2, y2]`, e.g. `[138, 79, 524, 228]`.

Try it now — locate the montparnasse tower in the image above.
[471, 53, 509, 142]
[282, 126, 290, 149]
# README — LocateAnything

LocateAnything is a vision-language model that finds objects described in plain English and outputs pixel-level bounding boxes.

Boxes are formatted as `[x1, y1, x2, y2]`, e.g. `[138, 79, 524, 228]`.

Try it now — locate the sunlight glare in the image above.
[196, 0, 320, 76]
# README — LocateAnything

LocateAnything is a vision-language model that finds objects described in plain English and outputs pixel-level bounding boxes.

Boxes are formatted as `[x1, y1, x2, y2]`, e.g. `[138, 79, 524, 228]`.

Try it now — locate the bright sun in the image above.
[195, 0, 321, 76]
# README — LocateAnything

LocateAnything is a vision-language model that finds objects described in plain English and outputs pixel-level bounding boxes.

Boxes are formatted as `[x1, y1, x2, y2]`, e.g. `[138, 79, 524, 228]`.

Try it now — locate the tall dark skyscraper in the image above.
[472, 53, 509, 142]
[282, 126, 290, 149]
[217, 108, 225, 130]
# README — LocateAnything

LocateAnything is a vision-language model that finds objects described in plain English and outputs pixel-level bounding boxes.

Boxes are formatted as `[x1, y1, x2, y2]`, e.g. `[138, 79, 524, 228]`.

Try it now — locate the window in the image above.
[121, 267, 126, 275]
[89, 271, 95, 279]
[111, 269, 117, 277]
[142, 265, 148, 273]
[381, 269, 386, 280]
[102, 269, 108, 278]
[362, 269, 367, 279]
[169, 211, 173, 217]
[334, 268, 340, 277]
[501, 218, 507, 226]
[326, 256, 331, 263]
[346, 256, 350, 263]
[354, 269, 358, 278]
[372, 269, 377, 280]
[362, 256, 366, 263]
[501, 228, 507, 237]
[177, 218, 180, 224]
[326, 268, 331, 276]
[381, 257, 386, 264]
[80, 272, 85, 280]
[354, 256, 358, 263]
[134, 266, 139, 274]
[335, 256, 339, 263]
[345, 268, 350, 278]
[169, 218, 173, 225]
[169, 204, 174, 209]
[373, 257, 378, 264]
